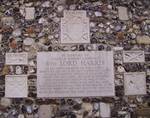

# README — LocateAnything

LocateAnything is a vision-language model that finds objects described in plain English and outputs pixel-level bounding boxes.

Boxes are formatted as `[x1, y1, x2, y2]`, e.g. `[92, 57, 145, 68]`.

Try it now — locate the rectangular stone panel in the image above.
[124, 72, 146, 95]
[38, 105, 53, 118]
[61, 10, 90, 44]
[37, 51, 115, 97]
[6, 52, 28, 65]
[25, 7, 35, 20]
[100, 102, 111, 117]
[123, 51, 145, 63]
[118, 7, 129, 20]
[5, 75, 28, 98]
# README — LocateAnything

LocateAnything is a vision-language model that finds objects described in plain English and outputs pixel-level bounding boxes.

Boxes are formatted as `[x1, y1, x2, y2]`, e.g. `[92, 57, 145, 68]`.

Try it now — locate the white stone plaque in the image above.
[6, 52, 28, 65]
[25, 7, 35, 20]
[38, 105, 53, 118]
[100, 102, 111, 118]
[118, 6, 129, 20]
[61, 10, 90, 44]
[37, 51, 115, 97]
[5, 75, 28, 98]
[124, 72, 146, 95]
[123, 51, 145, 63]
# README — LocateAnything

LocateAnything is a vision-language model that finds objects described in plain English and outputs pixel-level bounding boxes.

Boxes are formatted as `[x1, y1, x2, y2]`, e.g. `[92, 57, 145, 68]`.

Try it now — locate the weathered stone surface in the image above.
[0, 0, 149, 117]
[61, 10, 90, 44]
[37, 51, 115, 97]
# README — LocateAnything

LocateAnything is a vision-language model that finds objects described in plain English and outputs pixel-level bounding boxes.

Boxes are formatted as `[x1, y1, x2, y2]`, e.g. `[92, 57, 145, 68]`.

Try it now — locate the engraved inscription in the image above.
[37, 51, 115, 97]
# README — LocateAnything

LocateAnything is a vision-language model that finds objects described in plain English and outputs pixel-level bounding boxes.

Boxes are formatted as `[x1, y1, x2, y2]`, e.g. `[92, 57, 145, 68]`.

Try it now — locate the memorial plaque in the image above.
[6, 52, 28, 65]
[124, 72, 146, 95]
[61, 10, 90, 44]
[37, 51, 115, 97]
[123, 51, 145, 63]
[5, 75, 28, 98]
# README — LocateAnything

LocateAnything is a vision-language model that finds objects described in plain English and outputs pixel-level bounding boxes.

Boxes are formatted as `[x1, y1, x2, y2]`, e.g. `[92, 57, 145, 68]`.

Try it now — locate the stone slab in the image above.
[6, 52, 28, 65]
[124, 72, 146, 95]
[25, 7, 35, 20]
[123, 51, 145, 63]
[61, 10, 90, 44]
[118, 6, 129, 20]
[37, 51, 115, 97]
[5, 75, 28, 98]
